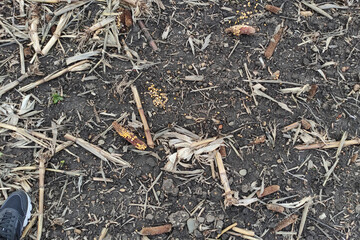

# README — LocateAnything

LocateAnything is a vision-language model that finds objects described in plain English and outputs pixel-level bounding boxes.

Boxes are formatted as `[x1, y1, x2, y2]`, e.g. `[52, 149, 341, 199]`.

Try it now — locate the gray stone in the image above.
[241, 184, 250, 193]
[98, 139, 105, 145]
[169, 210, 190, 227]
[197, 216, 205, 223]
[194, 230, 203, 238]
[205, 214, 215, 223]
[215, 220, 224, 229]
[145, 214, 154, 220]
[187, 218, 198, 234]
[162, 179, 179, 195]
[355, 204, 360, 214]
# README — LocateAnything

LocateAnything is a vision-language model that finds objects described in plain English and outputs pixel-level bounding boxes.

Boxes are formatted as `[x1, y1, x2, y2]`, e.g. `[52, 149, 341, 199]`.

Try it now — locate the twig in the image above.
[131, 85, 154, 148]
[21, 215, 37, 239]
[19, 60, 90, 92]
[41, 12, 71, 55]
[264, 24, 285, 59]
[217, 223, 237, 239]
[98, 227, 108, 240]
[232, 227, 255, 237]
[138, 20, 158, 51]
[64, 134, 131, 167]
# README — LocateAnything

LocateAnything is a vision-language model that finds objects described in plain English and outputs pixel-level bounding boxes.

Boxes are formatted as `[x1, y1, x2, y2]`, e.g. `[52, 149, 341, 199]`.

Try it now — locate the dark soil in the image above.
[1, 0, 360, 239]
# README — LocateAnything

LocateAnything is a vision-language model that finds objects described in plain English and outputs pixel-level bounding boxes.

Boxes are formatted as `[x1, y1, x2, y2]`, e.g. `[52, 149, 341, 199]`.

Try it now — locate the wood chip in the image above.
[139, 224, 172, 235]
[274, 214, 298, 232]
[257, 185, 280, 198]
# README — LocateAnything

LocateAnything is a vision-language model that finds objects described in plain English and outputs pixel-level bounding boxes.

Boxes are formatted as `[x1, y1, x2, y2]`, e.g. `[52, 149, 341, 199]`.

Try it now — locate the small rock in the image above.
[169, 210, 190, 227]
[218, 214, 224, 220]
[145, 214, 154, 220]
[319, 213, 326, 220]
[215, 220, 224, 229]
[108, 147, 114, 153]
[241, 184, 250, 193]
[355, 204, 360, 214]
[239, 169, 247, 176]
[210, 188, 222, 201]
[162, 179, 179, 196]
[194, 230, 203, 238]
[205, 214, 215, 223]
[98, 139, 105, 145]
[187, 218, 198, 234]
[197, 216, 205, 223]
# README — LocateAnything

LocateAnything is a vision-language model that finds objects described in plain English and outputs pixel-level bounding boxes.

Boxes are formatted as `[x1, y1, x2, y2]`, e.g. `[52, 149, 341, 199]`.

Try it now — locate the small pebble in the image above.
[239, 169, 247, 176]
[215, 220, 224, 229]
[319, 213, 326, 220]
[205, 214, 215, 223]
[197, 216, 205, 223]
[355, 204, 360, 214]
[98, 139, 105, 145]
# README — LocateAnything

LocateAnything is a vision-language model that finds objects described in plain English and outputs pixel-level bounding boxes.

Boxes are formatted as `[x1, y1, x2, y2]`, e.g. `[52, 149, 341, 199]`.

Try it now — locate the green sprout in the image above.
[59, 160, 65, 168]
[52, 93, 64, 104]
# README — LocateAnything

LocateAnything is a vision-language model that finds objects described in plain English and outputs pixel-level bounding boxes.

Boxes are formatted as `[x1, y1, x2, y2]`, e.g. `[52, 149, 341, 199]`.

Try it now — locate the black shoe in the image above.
[0, 190, 32, 240]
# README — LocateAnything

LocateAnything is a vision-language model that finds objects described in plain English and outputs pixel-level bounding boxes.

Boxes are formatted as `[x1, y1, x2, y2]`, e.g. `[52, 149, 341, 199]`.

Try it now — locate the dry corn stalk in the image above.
[225, 24, 256, 36]
[295, 138, 360, 150]
[64, 134, 131, 167]
[112, 121, 147, 150]
[41, 12, 71, 55]
[29, 4, 41, 54]
[19, 60, 90, 92]
[215, 151, 238, 207]
[156, 127, 225, 172]
[266, 204, 285, 213]
[131, 85, 154, 148]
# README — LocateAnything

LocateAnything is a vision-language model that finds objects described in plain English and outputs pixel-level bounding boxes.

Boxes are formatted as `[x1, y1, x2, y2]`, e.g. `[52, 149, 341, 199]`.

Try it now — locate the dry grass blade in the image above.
[64, 134, 131, 167]
[66, 50, 100, 65]
[301, 1, 333, 20]
[41, 12, 71, 55]
[131, 85, 154, 148]
[19, 60, 90, 92]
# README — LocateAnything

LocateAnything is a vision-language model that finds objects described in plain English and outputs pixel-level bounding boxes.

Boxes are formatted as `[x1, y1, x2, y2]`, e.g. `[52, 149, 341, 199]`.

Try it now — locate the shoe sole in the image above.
[23, 192, 32, 228]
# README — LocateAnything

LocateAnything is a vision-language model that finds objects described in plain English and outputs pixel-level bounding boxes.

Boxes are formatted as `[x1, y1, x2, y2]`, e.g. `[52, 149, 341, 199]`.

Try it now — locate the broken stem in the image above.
[131, 85, 154, 148]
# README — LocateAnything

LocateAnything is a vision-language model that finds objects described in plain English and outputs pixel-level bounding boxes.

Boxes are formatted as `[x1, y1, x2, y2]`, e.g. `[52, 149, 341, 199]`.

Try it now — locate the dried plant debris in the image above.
[155, 126, 226, 172]
[225, 24, 256, 36]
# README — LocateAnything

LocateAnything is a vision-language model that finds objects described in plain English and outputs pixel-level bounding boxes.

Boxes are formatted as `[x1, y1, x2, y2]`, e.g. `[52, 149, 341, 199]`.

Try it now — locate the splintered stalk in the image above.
[131, 85, 154, 148]
[138, 20, 158, 51]
[37, 151, 51, 240]
[19, 60, 89, 92]
[112, 122, 147, 150]
[41, 12, 71, 55]
[64, 134, 131, 167]
[29, 4, 41, 53]
[215, 151, 236, 207]
[87, 17, 115, 33]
